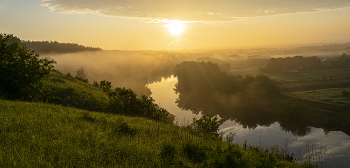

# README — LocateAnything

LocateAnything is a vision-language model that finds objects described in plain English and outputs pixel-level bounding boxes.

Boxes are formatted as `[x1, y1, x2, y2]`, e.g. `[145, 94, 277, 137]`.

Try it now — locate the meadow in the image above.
[0, 69, 318, 167]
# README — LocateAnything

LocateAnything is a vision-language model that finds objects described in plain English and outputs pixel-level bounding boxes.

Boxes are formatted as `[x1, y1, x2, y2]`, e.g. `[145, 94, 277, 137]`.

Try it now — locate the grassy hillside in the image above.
[44, 70, 109, 112]
[0, 99, 317, 167]
[0, 65, 320, 167]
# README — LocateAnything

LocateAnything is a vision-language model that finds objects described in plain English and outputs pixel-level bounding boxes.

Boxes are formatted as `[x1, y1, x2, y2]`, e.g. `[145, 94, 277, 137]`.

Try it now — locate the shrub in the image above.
[108, 87, 172, 123]
[81, 112, 96, 122]
[160, 142, 177, 160]
[99, 80, 113, 92]
[114, 119, 138, 136]
[0, 34, 56, 100]
[76, 67, 87, 79]
[183, 141, 207, 163]
[188, 114, 221, 137]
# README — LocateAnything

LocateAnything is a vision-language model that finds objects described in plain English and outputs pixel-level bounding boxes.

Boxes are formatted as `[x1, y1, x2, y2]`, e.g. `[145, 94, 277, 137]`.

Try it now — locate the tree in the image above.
[0, 34, 56, 100]
[76, 67, 87, 79]
[188, 114, 221, 137]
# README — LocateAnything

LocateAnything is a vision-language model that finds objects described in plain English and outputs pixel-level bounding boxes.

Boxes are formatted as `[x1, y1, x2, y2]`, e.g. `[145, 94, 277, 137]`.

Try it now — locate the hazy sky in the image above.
[1, 0, 350, 50]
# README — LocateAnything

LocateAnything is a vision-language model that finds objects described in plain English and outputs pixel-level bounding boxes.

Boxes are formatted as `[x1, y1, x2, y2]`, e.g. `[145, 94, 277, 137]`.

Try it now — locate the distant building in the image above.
[321, 59, 329, 63]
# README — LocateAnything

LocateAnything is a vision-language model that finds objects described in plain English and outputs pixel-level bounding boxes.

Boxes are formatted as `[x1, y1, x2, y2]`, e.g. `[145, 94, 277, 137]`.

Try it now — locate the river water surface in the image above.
[147, 76, 350, 167]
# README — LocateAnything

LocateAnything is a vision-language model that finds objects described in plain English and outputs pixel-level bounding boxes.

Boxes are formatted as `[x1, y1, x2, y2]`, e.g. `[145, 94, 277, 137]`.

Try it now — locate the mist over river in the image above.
[147, 76, 350, 167]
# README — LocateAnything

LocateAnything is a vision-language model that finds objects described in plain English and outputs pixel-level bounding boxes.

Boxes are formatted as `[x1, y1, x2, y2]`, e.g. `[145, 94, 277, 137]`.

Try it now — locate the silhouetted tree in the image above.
[0, 34, 56, 100]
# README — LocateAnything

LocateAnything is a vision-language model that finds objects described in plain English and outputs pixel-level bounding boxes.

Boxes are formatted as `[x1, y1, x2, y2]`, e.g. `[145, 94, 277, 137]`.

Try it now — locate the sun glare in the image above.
[164, 21, 185, 36]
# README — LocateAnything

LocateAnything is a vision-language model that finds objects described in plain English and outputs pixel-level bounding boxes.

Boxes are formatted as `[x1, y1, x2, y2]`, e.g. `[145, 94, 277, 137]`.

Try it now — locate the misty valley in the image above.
[46, 44, 350, 166]
[1, 35, 350, 167]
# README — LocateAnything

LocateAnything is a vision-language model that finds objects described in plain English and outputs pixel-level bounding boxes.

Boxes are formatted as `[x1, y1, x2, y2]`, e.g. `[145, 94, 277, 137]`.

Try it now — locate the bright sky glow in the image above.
[1, 0, 350, 50]
[164, 21, 185, 36]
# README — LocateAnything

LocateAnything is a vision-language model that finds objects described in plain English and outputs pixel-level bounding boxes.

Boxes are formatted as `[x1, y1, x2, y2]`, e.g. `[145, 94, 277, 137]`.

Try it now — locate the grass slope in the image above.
[44, 71, 109, 112]
[0, 100, 316, 167]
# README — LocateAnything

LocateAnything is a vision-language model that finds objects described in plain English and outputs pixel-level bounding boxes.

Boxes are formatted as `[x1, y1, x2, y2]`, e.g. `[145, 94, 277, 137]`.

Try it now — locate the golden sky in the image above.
[1, 0, 350, 50]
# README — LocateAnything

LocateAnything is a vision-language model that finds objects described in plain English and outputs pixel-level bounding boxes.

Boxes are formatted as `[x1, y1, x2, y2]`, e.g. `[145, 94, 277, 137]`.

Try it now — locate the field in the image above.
[290, 88, 350, 106]
[228, 62, 350, 89]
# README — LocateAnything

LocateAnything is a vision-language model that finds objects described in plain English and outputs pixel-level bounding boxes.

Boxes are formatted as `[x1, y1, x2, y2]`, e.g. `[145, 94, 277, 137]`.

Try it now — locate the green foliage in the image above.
[108, 87, 172, 123]
[224, 132, 237, 144]
[99, 80, 113, 92]
[45, 71, 109, 112]
[183, 141, 208, 163]
[92, 81, 99, 87]
[114, 119, 139, 136]
[188, 114, 221, 137]
[0, 34, 56, 100]
[160, 142, 177, 160]
[80, 111, 96, 122]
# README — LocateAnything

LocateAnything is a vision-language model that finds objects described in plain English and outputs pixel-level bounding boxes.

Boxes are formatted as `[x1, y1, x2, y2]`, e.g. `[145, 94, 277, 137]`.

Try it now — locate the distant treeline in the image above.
[329, 53, 350, 68]
[264, 56, 321, 72]
[9, 35, 102, 54]
[264, 54, 350, 72]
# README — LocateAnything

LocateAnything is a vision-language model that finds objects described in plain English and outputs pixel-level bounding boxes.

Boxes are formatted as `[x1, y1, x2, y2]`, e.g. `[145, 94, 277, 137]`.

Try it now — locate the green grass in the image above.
[290, 88, 350, 106]
[228, 66, 350, 89]
[0, 99, 317, 167]
[44, 71, 109, 112]
[265, 68, 350, 89]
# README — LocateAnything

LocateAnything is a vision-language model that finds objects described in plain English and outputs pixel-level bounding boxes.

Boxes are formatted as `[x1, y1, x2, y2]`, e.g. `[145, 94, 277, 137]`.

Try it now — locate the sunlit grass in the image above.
[0, 99, 317, 167]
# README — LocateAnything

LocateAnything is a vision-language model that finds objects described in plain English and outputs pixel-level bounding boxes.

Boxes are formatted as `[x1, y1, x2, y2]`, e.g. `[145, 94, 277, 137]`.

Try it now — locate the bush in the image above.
[0, 34, 56, 100]
[99, 80, 113, 92]
[108, 87, 172, 123]
[76, 67, 87, 79]
[183, 141, 208, 163]
[114, 119, 138, 136]
[160, 142, 177, 160]
[188, 114, 221, 137]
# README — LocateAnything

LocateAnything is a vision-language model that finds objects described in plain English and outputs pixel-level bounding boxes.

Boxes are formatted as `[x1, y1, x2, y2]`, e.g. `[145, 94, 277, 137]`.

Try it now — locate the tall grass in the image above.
[0, 99, 317, 167]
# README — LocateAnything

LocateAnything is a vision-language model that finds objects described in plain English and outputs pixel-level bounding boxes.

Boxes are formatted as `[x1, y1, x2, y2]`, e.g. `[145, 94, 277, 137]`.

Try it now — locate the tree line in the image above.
[264, 56, 322, 72]
[9, 35, 102, 54]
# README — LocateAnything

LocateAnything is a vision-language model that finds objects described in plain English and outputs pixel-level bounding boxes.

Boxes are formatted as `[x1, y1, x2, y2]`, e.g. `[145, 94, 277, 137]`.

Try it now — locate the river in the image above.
[147, 76, 350, 167]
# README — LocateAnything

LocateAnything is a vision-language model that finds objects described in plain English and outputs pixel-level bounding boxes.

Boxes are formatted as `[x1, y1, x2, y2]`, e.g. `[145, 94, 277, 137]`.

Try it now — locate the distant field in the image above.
[290, 88, 350, 106]
[228, 64, 350, 90]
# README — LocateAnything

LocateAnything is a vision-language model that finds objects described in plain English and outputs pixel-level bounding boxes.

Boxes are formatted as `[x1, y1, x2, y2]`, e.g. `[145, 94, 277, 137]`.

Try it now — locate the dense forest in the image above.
[264, 56, 322, 72]
[9, 35, 102, 54]
[263, 53, 350, 73]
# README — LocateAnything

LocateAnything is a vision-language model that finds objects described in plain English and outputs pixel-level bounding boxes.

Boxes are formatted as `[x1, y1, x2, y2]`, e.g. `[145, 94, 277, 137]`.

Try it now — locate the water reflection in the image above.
[147, 76, 350, 166]
[147, 76, 202, 125]
[174, 81, 313, 137]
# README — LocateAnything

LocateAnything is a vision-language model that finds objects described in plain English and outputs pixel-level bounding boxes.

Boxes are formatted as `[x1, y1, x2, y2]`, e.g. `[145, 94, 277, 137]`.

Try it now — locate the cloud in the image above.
[41, 0, 350, 21]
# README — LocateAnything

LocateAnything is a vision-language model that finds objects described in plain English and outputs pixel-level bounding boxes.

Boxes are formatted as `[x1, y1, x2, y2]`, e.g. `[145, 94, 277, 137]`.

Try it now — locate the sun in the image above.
[164, 20, 185, 36]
